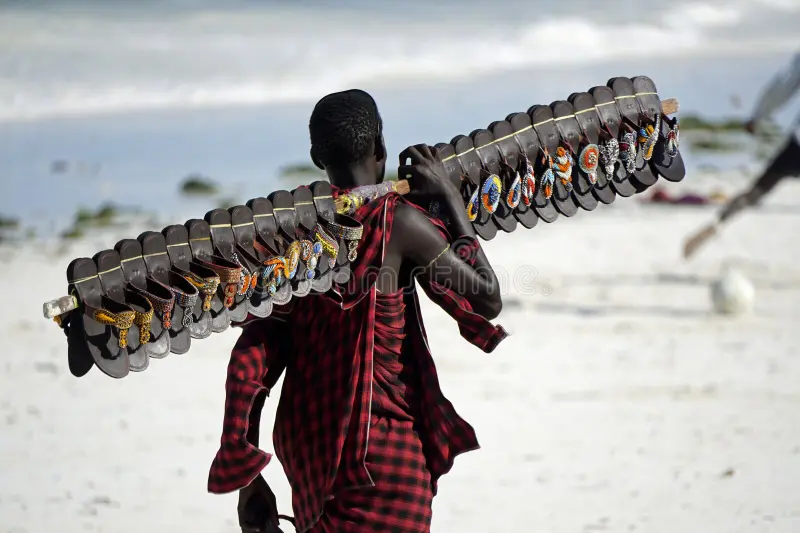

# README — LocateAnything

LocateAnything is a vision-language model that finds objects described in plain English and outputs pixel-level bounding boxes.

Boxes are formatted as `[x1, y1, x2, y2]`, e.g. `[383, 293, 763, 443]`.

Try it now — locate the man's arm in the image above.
[209, 310, 295, 531]
[750, 52, 800, 129]
[396, 145, 503, 320]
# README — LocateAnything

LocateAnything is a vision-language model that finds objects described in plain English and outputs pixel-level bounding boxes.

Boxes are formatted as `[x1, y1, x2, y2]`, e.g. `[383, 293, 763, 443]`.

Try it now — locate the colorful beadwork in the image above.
[203, 278, 220, 311]
[133, 306, 153, 345]
[540, 152, 555, 200]
[321, 217, 363, 262]
[578, 144, 600, 185]
[323, 218, 364, 241]
[619, 131, 637, 173]
[481, 174, 502, 214]
[540, 168, 555, 199]
[466, 187, 480, 222]
[346, 241, 358, 262]
[665, 117, 679, 158]
[336, 181, 399, 215]
[223, 284, 237, 309]
[183, 271, 220, 312]
[230, 253, 251, 297]
[169, 286, 199, 328]
[313, 224, 339, 269]
[553, 146, 574, 191]
[92, 308, 135, 349]
[198, 258, 241, 309]
[520, 156, 536, 206]
[599, 138, 620, 179]
[637, 114, 660, 161]
[260, 257, 290, 296]
[285, 241, 302, 280]
[145, 292, 175, 330]
[506, 171, 522, 209]
[298, 239, 322, 280]
[200, 260, 240, 284]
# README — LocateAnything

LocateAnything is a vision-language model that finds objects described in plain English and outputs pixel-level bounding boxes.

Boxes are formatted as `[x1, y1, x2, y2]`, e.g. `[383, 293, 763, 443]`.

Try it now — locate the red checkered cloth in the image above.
[208, 190, 507, 532]
[310, 415, 433, 533]
[314, 289, 432, 531]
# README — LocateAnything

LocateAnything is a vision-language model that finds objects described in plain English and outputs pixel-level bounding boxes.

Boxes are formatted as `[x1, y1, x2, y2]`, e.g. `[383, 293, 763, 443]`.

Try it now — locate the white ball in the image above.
[710, 268, 755, 315]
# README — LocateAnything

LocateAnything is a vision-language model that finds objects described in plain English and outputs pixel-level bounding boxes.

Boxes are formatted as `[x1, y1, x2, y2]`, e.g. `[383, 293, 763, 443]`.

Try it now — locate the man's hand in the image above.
[398, 144, 459, 203]
[238, 474, 282, 533]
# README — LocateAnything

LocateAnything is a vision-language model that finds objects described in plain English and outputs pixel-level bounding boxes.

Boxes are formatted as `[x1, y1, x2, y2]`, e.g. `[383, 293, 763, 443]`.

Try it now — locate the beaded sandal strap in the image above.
[134, 309, 153, 344]
[258, 256, 290, 297]
[197, 257, 241, 284]
[122, 288, 155, 345]
[664, 116, 679, 158]
[312, 223, 339, 269]
[135, 284, 175, 330]
[252, 240, 288, 297]
[83, 301, 136, 349]
[297, 239, 321, 281]
[132, 302, 154, 345]
[180, 269, 220, 312]
[478, 163, 502, 215]
[230, 252, 255, 298]
[636, 113, 661, 162]
[195, 257, 241, 309]
[284, 240, 302, 280]
[321, 215, 364, 262]
[168, 276, 200, 328]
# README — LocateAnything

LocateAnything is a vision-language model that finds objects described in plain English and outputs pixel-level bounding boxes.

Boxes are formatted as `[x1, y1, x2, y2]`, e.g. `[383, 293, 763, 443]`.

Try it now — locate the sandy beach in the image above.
[2, 2, 800, 531]
[2, 174, 799, 532]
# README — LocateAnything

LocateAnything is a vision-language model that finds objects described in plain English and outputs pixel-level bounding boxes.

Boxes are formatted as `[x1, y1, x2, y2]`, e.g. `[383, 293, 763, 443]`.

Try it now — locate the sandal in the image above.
[551, 99, 598, 212]
[230, 205, 274, 319]
[116, 238, 172, 359]
[293, 186, 334, 293]
[186, 218, 239, 333]
[529, 104, 579, 217]
[568, 91, 616, 205]
[66, 257, 130, 379]
[163, 224, 215, 339]
[95, 249, 151, 372]
[589, 85, 638, 198]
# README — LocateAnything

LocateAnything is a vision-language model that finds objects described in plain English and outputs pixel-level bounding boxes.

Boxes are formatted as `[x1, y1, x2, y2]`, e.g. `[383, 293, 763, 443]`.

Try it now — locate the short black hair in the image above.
[309, 89, 382, 167]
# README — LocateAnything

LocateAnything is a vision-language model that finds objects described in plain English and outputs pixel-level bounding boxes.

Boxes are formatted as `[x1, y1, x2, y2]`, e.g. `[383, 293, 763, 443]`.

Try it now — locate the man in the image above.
[684, 52, 800, 258]
[208, 89, 507, 532]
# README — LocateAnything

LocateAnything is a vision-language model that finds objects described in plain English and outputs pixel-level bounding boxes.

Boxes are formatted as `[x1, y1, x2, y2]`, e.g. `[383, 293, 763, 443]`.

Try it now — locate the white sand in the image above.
[2, 181, 800, 533]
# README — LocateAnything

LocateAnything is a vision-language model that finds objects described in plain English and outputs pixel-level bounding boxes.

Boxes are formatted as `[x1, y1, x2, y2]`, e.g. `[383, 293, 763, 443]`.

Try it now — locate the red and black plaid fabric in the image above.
[370, 289, 417, 421]
[208, 190, 508, 532]
[317, 289, 432, 532]
[310, 415, 433, 533]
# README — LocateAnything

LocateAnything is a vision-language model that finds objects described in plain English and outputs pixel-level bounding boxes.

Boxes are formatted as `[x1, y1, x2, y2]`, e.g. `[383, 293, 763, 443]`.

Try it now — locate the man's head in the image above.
[309, 89, 386, 187]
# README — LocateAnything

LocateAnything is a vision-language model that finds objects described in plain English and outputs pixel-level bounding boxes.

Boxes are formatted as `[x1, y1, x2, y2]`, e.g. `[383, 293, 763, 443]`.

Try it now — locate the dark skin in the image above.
[313, 134, 503, 319]
[241, 134, 503, 532]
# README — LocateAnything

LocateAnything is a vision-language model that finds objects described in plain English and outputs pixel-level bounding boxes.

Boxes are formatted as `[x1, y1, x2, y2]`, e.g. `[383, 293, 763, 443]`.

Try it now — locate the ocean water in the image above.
[1, 0, 799, 233]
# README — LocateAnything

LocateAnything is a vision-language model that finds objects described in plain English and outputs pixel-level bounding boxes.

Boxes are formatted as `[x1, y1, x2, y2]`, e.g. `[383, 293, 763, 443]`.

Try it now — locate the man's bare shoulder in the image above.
[390, 200, 448, 264]
[393, 201, 435, 231]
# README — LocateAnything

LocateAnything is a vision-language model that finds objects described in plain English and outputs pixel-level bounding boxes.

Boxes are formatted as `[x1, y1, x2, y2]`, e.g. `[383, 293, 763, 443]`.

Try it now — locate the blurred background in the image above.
[1, 1, 799, 532]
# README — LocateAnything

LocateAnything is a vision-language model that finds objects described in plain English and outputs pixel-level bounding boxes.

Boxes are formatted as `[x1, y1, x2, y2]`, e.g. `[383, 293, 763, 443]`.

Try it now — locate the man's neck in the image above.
[327, 163, 377, 189]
